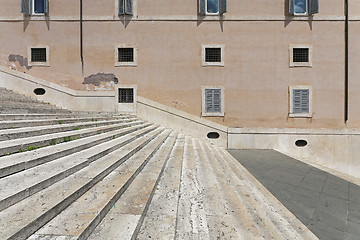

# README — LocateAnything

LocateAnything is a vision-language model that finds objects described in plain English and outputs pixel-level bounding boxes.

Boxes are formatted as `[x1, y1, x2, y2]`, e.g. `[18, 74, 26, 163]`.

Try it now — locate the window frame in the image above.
[293, 0, 308, 16]
[199, 0, 227, 16]
[202, 44, 225, 67]
[118, 0, 134, 16]
[28, 45, 50, 67]
[201, 86, 225, 117]
[21, 0, 49, 16]
[115, 84, 137, 113]
[115, 44, 137, 67]
[289, 85, 312, 118]
[289, 44, 312, 67]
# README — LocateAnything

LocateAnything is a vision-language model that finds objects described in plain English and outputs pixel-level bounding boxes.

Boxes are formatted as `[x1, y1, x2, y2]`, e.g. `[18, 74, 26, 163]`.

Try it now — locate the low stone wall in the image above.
[228, 128, 360, 180]
[0, 66, 116, 112]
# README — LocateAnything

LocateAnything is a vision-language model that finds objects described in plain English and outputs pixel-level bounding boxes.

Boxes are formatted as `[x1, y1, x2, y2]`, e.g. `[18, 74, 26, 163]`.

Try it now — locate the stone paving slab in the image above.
[228, 149, 360, 240]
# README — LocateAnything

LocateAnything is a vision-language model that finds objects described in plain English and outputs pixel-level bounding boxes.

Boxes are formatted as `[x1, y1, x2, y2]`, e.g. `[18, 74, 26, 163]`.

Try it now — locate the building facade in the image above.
[1, 0, 360, 178]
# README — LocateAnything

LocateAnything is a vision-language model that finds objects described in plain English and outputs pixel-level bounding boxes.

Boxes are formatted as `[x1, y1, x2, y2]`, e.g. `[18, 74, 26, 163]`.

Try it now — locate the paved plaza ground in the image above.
[228, 149, 360, 240]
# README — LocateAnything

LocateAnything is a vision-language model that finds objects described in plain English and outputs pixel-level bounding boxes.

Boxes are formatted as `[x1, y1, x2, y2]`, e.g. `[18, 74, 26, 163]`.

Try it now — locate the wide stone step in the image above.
[0, 118, 138, 140]
[0, 100, 62, 109]
[0, 125, 158, 211]
[0, 127, 165, 240]
[0, 122, 151, 178]
[0, 120, 145, 156]
[0, 107, 70, 114]
[32, 129, 175, 239]
[0, 115, 128, 130]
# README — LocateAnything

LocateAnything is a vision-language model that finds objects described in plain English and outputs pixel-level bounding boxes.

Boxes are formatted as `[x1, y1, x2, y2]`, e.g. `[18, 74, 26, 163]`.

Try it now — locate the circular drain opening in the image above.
[207, 132, 220, 139]
[34, 88, 46, 95]
[295, 140, 308, 147]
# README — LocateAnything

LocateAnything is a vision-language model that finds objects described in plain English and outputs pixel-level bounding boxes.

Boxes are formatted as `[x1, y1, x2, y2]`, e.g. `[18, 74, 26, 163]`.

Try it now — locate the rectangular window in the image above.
[289, 86, 312, 118]
[199, 0, 227, 15]
[293, 48, 309, 63]
[202, 86, 225, 117]
[289, 44, 312, 67]
[31, 48, 47, 62]
[118, 88, 134, 103]
[21, 0, 49, 15]
[118, 48, 134, 62]
[202, 44, 225, 67]
[115, 44, 137, 67]
[119, 0, 133, 15]
[289, 0, 318, 16]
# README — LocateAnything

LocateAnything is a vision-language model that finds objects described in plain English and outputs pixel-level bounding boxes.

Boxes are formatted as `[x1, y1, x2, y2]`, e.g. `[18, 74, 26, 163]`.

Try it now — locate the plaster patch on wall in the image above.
[8, 54, 32, 70]
[83, 73, 118, 87]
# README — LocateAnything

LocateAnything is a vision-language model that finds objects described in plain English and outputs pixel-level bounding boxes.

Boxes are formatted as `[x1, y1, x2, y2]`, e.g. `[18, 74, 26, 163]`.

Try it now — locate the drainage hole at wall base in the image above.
[207, 132, 220, 139]
[34, 88, 46, 95]
[295, 139, 308, 147]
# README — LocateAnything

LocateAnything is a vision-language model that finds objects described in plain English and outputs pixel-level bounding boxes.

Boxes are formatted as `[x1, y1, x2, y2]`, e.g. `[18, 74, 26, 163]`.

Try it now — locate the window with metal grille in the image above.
[31, 48, 47, 62]
[293, 48, 309, 63]
[205, 89, 221, 113]
[205, 48, 221, 63]
[118, 88, 134, 103]
[293, 89, 309, 113]
[118, 48, 134, 62]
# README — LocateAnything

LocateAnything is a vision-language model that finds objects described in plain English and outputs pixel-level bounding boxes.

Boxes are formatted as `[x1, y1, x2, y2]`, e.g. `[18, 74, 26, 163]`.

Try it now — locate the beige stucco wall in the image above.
[0, 0, 355, 129]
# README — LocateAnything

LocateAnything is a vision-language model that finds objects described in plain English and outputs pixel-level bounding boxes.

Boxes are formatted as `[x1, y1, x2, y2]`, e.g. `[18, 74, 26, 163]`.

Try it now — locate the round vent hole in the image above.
[295, 140, 308, 147]
[207, 132, 220, 139]
[34, 88, 46, 95]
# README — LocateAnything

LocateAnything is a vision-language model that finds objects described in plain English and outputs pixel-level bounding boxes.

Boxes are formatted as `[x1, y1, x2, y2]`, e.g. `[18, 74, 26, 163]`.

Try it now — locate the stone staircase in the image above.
[0, 87, 317, 239]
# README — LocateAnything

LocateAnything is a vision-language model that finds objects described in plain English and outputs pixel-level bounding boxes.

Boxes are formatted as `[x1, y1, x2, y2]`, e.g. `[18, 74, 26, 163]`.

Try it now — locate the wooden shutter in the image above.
[44, 0, 49, 14]
[219, 0, 227, 15]
[309, 0, 319, 15]
[289, 0, 294, 15]
[21, 0, 32, 14]
[293, 89, 309, 113]
[199, 0, 206, 15]
[125, 0, 133, 15]
[205, 89, 221, 113]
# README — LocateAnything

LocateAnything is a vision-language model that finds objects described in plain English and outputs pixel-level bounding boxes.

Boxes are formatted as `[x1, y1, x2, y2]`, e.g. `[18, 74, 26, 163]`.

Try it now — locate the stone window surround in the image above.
[115, 44, 137, 67]
[289, 85, 312, 118]
[115, 0, 137, 17]
[115, 84, 137, 113]
[289, 44, 313, 67]
[202, 44, 225, 67]
[201, 85, 225, 117]
[28, 45, 50, 67]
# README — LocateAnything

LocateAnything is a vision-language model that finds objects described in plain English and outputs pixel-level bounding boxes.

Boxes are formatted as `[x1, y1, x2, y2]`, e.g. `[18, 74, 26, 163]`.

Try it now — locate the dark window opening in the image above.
[205, 89, 221, 113]
[119, 88, 134, 103]
[293, 89, 309, 114]
[205, 48, 221, 63]
[295, 140, 308, 147]
[34, 0, 45, 13]
[34, 88, 46, 95]
[118, 48, 134, 62]
[31, 48, 47, 62]
[293, 48, 309, 62]
[207, 132, 220, 139]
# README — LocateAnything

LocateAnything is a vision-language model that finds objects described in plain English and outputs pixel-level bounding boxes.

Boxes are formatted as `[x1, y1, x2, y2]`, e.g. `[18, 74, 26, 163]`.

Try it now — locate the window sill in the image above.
[202, 62, 224, 67]
[289, 113, 312, 118]
[115, 62, 137, 67]
[202, 112, 225, 117]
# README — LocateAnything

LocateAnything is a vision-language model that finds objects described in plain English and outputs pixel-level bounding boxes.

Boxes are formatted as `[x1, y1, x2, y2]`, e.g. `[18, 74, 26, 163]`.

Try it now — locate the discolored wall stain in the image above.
[8, 54, 32, 70]
[83, 73, 118, 86]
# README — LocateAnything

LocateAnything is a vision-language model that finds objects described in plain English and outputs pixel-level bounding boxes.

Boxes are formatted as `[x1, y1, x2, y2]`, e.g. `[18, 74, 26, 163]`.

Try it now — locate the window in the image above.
[202, 86, 225, 117]
[115, 44, 137, 67]
[21, 0, 49, 15]
[289, 0, 318, 16]
[28, 46, 50, 66]
[289, 44, 312, 67]
[199, 0, 227, 15]
[119, 0, 133, 15]
[118, 88, 134, 103]
[202, 44, 224, 67]
[289, 86, 312, 118]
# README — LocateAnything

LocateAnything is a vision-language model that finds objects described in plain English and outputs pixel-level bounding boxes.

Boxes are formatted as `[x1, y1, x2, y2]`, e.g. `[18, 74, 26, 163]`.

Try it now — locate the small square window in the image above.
[115, 44, 137, 67]
[28, 45, 50, 66]
[118, 48, 134, 62]
[31, 48, 47, 62]
[21, 0, 49, 15]
[205, 48, 221, 63]
[293, 48, 309, 63]
[289, 86, 312, 118]
[118, 88, 134, 103]
[289, 44, 312, 67]
[289, 0, 318, 16]
[202, 86, 225, 117]
[119, 0, 133, 15]
[202, 44, 224, 67]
